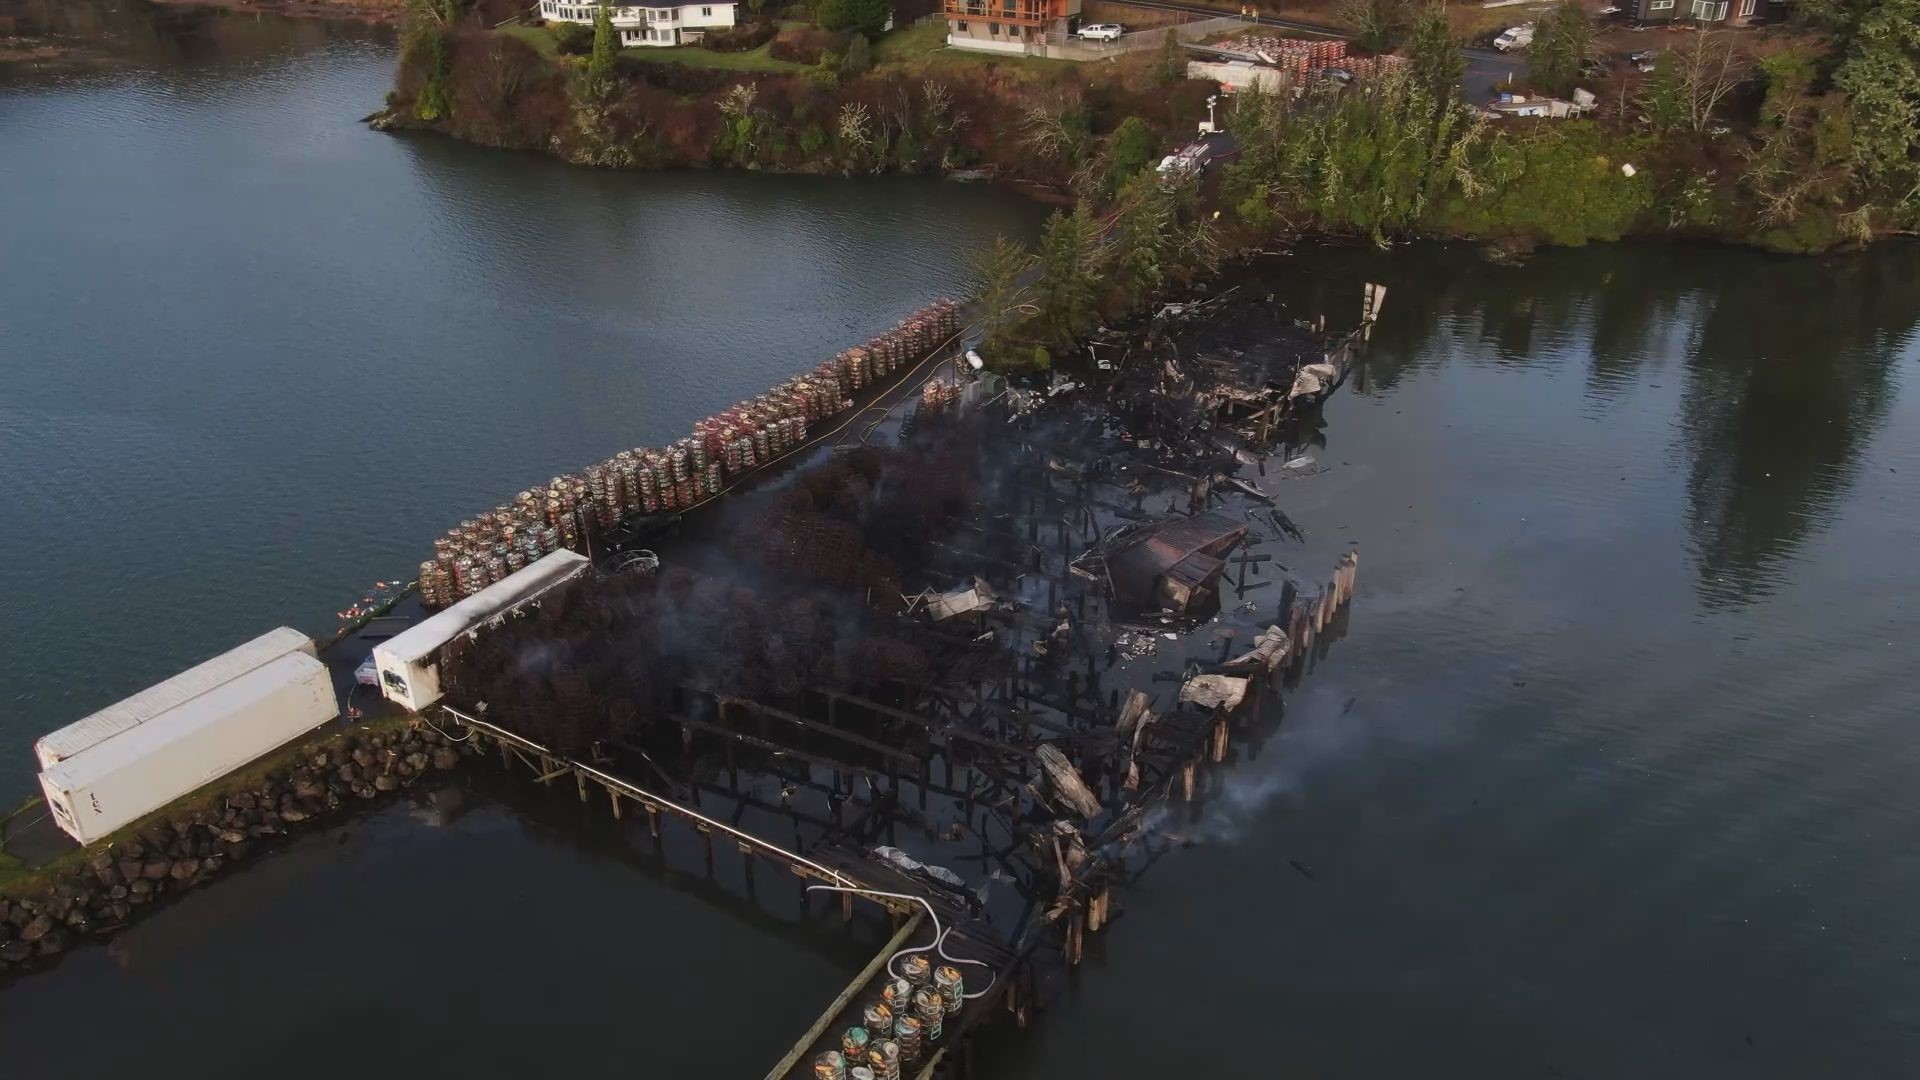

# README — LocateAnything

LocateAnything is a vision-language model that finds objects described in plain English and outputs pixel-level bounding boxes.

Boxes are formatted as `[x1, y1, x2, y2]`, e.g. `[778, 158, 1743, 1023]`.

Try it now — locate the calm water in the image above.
[6, 8, 1920, 1078]
[0, 10, 1047, 798]
[988, 244, 1920, 1079]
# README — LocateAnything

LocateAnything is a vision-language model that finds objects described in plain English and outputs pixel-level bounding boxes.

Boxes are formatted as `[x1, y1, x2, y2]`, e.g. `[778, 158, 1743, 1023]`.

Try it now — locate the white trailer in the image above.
[38, 651, 338, 846]
[373, 549, 591, 713]
[35, 626, 315, 770]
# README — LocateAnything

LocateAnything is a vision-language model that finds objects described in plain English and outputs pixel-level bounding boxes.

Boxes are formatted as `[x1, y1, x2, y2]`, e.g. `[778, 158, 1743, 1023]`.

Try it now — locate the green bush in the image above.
[553, 22, 593, 55]
[1753, 206, 1845, 254]
[816, 0, 888, 36]
[841, 31, 871, 75]
[703, 19, 779, 52]
[1437, 122, 1653, 246]
[1105, 116, 1156, 192]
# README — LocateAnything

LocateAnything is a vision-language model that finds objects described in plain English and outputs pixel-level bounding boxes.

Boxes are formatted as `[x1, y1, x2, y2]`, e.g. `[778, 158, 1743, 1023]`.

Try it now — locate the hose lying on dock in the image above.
[804, 884, 997, 1000]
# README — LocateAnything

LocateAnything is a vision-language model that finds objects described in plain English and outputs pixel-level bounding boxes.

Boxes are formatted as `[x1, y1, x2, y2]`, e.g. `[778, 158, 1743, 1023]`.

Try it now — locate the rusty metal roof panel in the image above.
[1108, 512, 1249, 603]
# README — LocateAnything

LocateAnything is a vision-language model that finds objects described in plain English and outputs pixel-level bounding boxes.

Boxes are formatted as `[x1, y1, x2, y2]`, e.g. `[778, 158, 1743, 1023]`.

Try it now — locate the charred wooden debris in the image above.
[431, 283, 1382, 1080]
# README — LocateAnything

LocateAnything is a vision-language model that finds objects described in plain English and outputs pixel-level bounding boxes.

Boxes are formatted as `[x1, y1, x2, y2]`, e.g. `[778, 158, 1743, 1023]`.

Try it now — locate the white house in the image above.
[538, 0, 737, 47]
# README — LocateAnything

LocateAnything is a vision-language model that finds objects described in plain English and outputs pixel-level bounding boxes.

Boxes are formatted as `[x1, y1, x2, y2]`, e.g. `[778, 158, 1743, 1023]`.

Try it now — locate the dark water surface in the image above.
[6, 9, 1920, 1079]
[986, 244, 1920, 1079]
[0, 10, 1048, 798]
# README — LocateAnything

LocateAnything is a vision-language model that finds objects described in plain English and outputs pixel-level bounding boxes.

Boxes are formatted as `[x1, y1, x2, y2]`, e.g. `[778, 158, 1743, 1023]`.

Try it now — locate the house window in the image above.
[1690, 0, 1727, 17]
[989, 21, 999, 33]
[1648, 0, 1673, 8]
[1737, 0, 1754, 13]
[702, 5, 712, 13]
[956, 19, 967, 29]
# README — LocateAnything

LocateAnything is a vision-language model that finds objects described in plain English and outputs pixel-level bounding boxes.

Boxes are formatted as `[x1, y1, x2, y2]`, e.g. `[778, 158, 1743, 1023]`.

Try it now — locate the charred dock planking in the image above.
[415, 284, 1380, 1080]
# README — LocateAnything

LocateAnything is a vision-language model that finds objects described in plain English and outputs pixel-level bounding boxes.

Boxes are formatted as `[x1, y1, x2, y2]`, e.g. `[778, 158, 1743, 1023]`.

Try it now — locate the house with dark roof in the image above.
[1628, 0, 1767, 25]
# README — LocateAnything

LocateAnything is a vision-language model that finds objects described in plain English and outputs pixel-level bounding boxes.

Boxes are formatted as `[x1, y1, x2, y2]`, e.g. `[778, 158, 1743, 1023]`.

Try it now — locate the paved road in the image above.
[1462, 46, 1528, 103]
[1112, 0, 1530, 99]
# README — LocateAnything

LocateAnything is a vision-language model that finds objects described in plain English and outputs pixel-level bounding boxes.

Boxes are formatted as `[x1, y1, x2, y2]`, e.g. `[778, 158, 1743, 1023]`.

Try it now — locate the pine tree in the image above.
[971, 236, 1037, 360]
[1405, 2, 1464, 101]
[1154, 29, 1184, 85]
[842, 32, 872, 75]
[1106, 116, 1156, 191]
[1033, 207, 1101, 347]
[1528, 0, 1591, 95]
[589, 0, 617, 87]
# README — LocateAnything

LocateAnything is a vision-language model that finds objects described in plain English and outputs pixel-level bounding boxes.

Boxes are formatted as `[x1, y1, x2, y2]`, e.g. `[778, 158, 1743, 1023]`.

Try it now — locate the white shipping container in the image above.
[35, 626, 316, 770]
[374, 549, 590, 713]
[38, 652, 338, 846]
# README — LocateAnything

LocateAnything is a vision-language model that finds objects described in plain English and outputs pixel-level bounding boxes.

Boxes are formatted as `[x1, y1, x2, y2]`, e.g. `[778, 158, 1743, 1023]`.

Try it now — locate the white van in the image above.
[1494, 24, 1534, 51]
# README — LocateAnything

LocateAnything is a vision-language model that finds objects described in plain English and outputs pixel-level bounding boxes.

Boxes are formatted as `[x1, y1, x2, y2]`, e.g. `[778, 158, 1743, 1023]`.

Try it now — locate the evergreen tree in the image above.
[1033, 207, 1101, 347]
[1109, 172, 1173, 305]
[589, 0, 617, 86]
[1333, 0, 1412, 51]
[1405, 2, 1464, 101]
[970, 236, 1037, 360]
[842, 32, 872, 75]
[819, 0, 890, 36]
[1831, 0, 1920, 198]
[1153, 28, 1184, 85]
[1528, 0, 1591, 95]
[1106, 116, 1156, 191]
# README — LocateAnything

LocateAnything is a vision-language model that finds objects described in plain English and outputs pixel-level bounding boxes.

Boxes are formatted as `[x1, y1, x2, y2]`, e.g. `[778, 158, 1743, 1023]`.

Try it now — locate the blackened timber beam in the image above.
[813, 686, 1039, 761]
[671, 712, 884, 780]
[939, 685, 1079, 740]
[977, 698, 1079, 738]
[713, 692, 924, 766]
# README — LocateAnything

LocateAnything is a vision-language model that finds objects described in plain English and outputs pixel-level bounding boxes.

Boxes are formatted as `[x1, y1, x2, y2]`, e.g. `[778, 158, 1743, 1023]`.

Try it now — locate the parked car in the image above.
[1493, 24, 1534, 51]
[1077, 23, 1124, 42]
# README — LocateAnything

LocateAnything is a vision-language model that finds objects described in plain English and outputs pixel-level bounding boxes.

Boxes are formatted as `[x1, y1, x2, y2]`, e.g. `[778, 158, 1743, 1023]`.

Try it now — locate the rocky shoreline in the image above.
[150, 0, 407, 25]
[0, 723, 474, 976]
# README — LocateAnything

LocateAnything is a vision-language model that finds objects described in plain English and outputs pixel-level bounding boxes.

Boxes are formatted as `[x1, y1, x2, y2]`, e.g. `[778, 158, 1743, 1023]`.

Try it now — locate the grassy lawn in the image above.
[873, 20, 948, 64]
[499, 22, 560, 56]
[625, 39, 808, 71]
[496, 22, 806, 71]
[874, 21, 1081, 74]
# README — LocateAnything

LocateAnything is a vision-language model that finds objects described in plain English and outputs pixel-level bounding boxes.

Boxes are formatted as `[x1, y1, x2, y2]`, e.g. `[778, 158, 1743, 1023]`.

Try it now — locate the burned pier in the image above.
[411, 284, 1380, 1079]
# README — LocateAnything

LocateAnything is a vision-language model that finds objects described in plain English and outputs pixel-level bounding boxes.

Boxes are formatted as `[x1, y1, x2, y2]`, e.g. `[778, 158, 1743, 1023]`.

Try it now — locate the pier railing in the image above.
[439, 706, 859, 888]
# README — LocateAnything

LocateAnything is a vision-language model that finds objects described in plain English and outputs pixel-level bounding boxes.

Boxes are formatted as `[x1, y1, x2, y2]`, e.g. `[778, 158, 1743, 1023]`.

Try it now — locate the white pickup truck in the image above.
[1493, 23, 1534, 51]
[1077, 22, 1124, 42]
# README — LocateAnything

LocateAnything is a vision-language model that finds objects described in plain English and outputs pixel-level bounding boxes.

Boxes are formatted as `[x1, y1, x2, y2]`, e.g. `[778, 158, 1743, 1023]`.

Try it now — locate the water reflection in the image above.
[1679, 247, 1920, 607]
[0, 0, 386, 78]
[1241, 241, 1920, 608]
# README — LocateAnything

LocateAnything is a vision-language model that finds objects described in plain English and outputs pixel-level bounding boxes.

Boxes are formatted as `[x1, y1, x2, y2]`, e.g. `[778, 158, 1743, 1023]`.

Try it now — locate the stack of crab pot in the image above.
[918, 377, 961, 417]
[412, 299, 959, 609]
